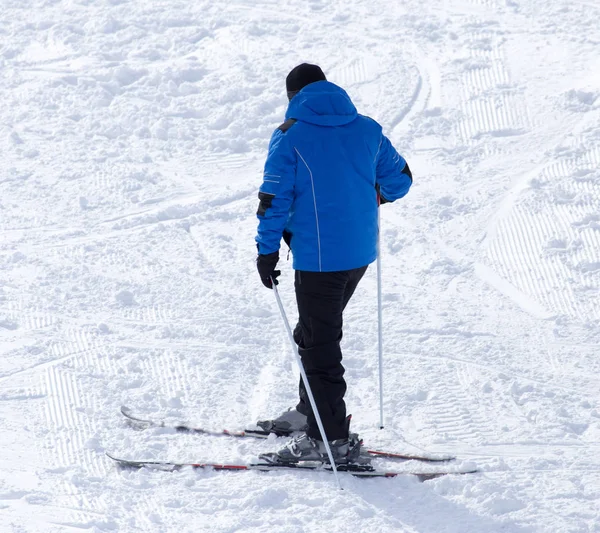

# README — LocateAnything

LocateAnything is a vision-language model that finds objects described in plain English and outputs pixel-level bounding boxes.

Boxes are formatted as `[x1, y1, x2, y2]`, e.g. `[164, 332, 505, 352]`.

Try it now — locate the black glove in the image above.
[256, 251, 280, 289]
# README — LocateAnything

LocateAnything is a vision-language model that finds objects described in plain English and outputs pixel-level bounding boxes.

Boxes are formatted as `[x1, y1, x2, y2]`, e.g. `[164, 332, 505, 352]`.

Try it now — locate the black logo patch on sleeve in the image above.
[257, 191, 275, 216]
[277, 119, 297, 133]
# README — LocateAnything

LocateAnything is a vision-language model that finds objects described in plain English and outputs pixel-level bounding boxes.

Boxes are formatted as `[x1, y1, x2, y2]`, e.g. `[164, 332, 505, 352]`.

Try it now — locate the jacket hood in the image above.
[285, 81, 357, 127]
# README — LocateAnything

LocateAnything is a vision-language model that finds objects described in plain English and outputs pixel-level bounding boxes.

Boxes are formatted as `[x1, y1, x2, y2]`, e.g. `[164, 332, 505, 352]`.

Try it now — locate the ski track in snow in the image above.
[1, 0, 600, 532]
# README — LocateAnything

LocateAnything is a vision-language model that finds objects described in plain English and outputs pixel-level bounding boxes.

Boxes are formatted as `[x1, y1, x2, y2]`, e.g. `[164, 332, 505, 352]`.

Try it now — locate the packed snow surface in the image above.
[1, 0, 600, 531]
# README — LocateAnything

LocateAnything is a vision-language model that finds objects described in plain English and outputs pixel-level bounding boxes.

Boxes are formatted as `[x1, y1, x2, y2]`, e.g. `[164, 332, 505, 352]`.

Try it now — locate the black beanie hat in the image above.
[286, 63, 326, 99]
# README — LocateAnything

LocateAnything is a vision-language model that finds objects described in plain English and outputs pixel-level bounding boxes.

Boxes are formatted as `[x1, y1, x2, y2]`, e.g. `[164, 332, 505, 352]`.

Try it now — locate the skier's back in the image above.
[255, 63, 412, 464]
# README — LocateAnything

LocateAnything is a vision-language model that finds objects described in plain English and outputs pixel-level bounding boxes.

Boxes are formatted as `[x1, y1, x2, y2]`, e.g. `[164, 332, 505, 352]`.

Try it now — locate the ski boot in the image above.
[257, 407, 308, 436]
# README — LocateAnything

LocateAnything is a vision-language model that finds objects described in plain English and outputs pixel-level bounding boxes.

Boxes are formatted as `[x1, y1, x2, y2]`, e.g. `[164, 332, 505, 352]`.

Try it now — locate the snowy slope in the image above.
[1, 0, 599, 531]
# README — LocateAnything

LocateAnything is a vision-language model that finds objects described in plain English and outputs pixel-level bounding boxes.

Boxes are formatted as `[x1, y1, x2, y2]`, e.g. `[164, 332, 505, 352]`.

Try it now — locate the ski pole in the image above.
[377, 194, 384, 430]
[272, 280, 343, 490]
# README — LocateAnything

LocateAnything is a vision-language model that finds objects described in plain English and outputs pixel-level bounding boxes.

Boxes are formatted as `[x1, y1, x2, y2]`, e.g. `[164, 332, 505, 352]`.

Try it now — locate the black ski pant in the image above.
[293, 265, 368, 441]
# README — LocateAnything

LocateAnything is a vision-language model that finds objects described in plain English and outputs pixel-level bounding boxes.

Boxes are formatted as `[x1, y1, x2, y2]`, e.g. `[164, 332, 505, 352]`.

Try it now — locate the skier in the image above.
[255, 63, 413, 464]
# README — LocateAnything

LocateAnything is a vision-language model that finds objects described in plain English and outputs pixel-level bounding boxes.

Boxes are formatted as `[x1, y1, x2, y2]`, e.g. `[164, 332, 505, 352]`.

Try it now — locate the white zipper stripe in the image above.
[294, 147, 322, 272]
[374, 137, 383, 164]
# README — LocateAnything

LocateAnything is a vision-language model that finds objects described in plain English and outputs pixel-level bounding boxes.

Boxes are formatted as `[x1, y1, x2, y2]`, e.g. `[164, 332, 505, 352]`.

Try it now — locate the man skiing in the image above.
[255, 63, 413, 464]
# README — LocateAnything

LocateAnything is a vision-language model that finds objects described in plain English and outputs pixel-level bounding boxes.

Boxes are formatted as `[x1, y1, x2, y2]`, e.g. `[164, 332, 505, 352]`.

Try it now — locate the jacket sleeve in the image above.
[375, 134, 412, 202]
[255, 129, 296, 255]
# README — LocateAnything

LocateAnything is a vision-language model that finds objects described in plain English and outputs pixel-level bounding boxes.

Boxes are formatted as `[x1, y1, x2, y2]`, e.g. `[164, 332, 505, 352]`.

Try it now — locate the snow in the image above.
[1, 0, 599, 531]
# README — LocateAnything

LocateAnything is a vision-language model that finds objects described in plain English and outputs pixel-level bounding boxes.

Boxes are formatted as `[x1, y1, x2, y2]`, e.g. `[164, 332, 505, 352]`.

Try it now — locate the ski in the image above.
[105, 452, 477, 481]
[120, 406, 456, 463]
[121, 406, 271, 439]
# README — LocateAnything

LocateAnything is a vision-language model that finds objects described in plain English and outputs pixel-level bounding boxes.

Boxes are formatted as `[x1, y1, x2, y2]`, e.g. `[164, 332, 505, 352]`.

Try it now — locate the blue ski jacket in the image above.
[256, 80, 412, 272]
